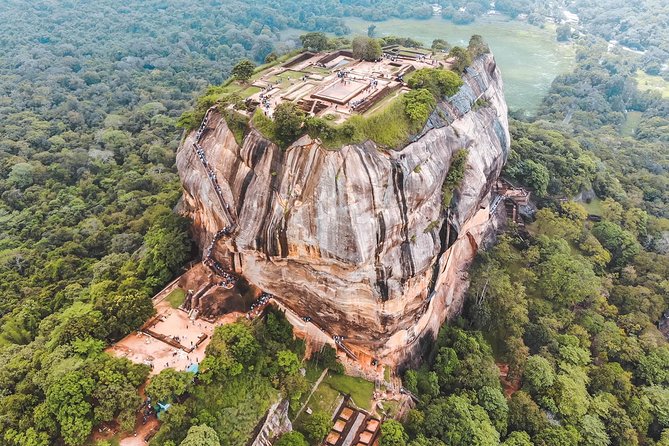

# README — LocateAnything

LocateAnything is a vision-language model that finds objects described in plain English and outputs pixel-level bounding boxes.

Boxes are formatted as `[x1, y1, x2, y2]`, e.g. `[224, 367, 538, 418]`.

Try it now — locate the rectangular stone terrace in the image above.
[239, 46, 450, 124]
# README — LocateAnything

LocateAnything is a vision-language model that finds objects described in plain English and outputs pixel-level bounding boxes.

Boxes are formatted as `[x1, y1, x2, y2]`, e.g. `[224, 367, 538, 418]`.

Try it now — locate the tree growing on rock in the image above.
[468, 35, 490, 58]
[273, 102, 305, 148]
[448, 46, 472, 74]
[231, 59, 256, 81]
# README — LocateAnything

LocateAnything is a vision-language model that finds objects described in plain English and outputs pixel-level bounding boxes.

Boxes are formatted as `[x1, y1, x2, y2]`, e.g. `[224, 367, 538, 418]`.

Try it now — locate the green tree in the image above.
[408, 435, 446, 446]
[303, 410, 332, 443]
[179, 424, 220, 446]
[509, 159, 550, 197]
[3, 428, 50, 446]
[502, 431, 533, 446]
[276, 350, 300, 379]
[536, 251, 599, 306]
[352, 36, 382, 61]
[146, 368, 193, 403]
[406, 68, 463, 98]
[273, 102, 305, 147]
[431, 39, 451, 52]
[299, 32, 328, 52]
[49, 302, 106, 347]
[534, 426, 580, 446]
[139, 216, 190, 287]
[523, 355, 555, 395]
[637, 347, 669, 386]
[442, 149, 469, 209]
[231, 59, 256, 81]
[477, 386, 509, 436]
[557, 24, 572, 42]
[45, 371, 96, 446]
[579, 415, 610, 446]
[423, 395, 500, 446]
[94, 291, 154, 341]
[592, 221, 640, 267]
[403, 89, 436, 123]
[275, 431, 308, 446]
[448, 46, 472, 73]
[468, 35, 490, 58]
[508, 391, 547, 436]
[589, 362, 632, 402]
[379, 420, 408, 446]
[553, 373, 590, 423]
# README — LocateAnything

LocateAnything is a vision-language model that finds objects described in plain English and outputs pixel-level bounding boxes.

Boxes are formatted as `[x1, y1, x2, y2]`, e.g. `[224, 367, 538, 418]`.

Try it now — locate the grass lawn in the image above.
[304, 362, 325, 384]
[635, 69, 669, 98]
[379, 400, 401, 417]
[323, 373, 375, 411]
[580, 197, 604, 216]
[384, 366, 391, 382]
[361, 89, 402, 116]
[621, 111, 642, 136]
[165, 288, 185, 309]
[240, 86, 261, 98]
[293, 379, 341, 434]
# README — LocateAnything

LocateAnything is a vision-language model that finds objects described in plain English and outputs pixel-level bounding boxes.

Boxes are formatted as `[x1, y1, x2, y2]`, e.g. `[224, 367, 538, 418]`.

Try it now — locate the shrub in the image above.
[442, 149, 469, 209]
[403, 89, 437, 124]
[407, 68, 463, 98]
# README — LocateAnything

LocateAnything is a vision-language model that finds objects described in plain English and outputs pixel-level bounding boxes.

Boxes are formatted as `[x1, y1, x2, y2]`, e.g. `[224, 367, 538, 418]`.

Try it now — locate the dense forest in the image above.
[0, 0, 667, 445]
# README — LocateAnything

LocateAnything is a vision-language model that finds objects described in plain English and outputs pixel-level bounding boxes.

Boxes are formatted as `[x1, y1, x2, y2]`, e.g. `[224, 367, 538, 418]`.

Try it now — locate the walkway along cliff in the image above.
[176, 53, 511, 366]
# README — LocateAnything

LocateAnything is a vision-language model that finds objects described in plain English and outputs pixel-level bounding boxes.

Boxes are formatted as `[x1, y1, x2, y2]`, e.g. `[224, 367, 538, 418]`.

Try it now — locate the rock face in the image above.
[176, 54, 510, 365]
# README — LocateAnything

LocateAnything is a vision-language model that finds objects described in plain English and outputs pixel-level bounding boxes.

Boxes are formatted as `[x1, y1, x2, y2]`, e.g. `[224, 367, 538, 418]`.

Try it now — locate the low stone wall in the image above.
[248, 399, 292, 446]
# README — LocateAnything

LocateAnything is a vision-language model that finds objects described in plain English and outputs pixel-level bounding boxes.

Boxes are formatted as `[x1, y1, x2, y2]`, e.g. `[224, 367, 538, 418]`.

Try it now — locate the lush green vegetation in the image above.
[165, 288, 187, 309]
[401, 204, 669, 445]
[245, 36, 470, 150]
[251, 81, 444, 150]
[441, 149, 469, 209]
[1, 1, 668, 445]
[151, 308, 306, 446]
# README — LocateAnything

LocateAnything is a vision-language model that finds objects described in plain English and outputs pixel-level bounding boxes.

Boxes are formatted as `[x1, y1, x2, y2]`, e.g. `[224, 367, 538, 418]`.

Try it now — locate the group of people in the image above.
[203, 257, 238, 288]
[141, 398, 156, 425]
[194, 112, 210, 142]
[246, 292, 273, 319]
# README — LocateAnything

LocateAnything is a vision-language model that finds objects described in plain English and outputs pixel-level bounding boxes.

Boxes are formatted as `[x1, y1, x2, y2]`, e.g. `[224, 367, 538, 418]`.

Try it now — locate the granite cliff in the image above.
[176, 53, 510, 365]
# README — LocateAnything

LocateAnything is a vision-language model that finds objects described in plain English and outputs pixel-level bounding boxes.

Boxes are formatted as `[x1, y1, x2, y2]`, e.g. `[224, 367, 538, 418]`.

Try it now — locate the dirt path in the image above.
[292, 368, 329, 421]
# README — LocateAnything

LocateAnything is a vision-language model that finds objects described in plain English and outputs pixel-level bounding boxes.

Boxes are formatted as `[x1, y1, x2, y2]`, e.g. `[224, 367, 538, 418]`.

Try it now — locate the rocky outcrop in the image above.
[176, 54, 510, 365]
[249, 400, 291, 446]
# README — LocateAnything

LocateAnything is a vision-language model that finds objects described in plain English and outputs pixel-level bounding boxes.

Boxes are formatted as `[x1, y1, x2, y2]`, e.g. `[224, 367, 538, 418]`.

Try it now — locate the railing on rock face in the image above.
[334, 336, 358, 361]
[189, 108, 241, 309]
[191, 108, 236, 227]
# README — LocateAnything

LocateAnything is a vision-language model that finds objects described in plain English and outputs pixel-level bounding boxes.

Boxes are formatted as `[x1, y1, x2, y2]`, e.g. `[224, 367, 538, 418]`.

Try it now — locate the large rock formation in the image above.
[176, 54, 510, 365]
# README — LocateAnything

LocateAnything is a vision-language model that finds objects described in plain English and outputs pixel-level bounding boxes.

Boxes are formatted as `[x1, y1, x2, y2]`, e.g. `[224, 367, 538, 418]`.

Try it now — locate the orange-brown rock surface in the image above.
[176, 54, 510, 365]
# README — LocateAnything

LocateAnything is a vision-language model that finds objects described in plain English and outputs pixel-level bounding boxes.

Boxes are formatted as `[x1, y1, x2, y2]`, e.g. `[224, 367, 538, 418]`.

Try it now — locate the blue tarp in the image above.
[186, 363, 199, 374]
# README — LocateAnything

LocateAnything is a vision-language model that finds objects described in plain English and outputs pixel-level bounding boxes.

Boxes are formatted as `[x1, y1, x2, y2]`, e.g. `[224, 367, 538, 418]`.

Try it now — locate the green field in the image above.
[635, 69, 669, 99]
[621, 110, 643, 136]
[280, 17, 574, 114]
[323, 373, 375, 411]
[580, 197, 604, 216]
[165, 288, 185, 308]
